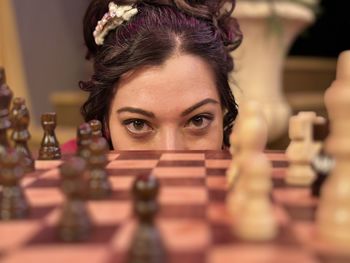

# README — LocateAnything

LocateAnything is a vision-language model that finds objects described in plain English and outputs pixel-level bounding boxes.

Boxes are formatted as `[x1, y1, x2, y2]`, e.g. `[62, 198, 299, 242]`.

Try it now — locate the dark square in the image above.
[317, 253, 350, 263]
[27, 178, 60, 188]
[208, 189, 226, 202]
[0, 206, 56, 222]
[284, 205, 317, 222]
[157, 160, 205, 167]
[160, 204, 206, 219]
[159, 177, 205, 187]
[206, 168, 227, 176]
[116, 151, 162, 160]
[25, 170, 47, 178]
[107, 168, 152, 177]
[211, 224, 300, 247]
[272, 178, 286, 188]
[272, 160, 289, 168]
[168, 251, 206, 263]
[26, 224, 120, 245]
[205, 151, 231, 160]
[110, 189, 132, 201]
[8, 205, 57, 221]
[106, 252, 127, 263]
[210, 223, 234, 245]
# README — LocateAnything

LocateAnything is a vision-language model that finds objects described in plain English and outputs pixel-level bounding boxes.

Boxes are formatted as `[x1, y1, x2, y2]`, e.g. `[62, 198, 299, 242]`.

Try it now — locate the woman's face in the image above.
[108, 54, 224, 150]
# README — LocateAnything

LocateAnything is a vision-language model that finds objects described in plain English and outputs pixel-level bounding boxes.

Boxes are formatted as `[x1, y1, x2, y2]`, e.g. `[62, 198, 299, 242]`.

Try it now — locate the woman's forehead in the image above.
[114, 54, 220, 109]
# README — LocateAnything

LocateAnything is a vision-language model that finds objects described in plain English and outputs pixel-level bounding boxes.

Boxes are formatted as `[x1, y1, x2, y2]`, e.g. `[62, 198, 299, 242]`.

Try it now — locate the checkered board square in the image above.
[0, 151, 349, 263]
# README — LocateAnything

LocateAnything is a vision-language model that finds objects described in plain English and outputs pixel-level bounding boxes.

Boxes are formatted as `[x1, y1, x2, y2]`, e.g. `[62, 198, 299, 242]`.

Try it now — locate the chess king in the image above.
[75, 0, 242, 151]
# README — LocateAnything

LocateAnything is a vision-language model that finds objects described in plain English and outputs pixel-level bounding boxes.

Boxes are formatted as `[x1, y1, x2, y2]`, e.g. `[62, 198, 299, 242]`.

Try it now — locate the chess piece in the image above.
[77, 123, 92, 160]
[87, 137, 111, 199]
[89, 119, 102, 139]
[229, 113, 241, 156]
[10, 97, 35, 172]
[317, 51, 350, 245]
[58, 157, 91, 242]
[0, 67, 6, 85]
[128, 174, 166, 263]
[226, 113, 242, 187]
[0, 68, 13, 154]
[0, 149, 29, 219]
[285, 112, 325, 186]
[234, 153, 278, 241]
[311, 121, 333, 197]
[311, 149, 334, 197]
[227, 102, 268, 217]
[38, 112, 61, 160]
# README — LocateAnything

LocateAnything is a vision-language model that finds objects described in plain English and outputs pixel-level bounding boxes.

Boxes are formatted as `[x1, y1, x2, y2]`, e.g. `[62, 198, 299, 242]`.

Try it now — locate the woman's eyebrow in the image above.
[117, 107, 155, 118]
[181, 98, 219, 117]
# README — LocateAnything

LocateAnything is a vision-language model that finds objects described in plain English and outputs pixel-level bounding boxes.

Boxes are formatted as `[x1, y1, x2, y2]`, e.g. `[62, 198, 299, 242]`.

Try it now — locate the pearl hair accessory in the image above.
[93, 2, 138, 46]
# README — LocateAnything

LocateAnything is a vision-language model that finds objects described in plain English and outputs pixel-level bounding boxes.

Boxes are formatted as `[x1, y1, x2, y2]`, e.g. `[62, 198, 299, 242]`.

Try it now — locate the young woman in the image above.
[79, 0, 242, 151]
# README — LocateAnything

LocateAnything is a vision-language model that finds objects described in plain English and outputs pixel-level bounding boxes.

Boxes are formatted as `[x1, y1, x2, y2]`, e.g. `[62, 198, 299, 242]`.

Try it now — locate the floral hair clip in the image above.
[93, 2, 138, 46]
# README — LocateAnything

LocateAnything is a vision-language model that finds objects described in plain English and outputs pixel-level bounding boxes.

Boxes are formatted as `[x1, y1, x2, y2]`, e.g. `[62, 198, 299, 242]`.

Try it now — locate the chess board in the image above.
[0, 151, 350, 263]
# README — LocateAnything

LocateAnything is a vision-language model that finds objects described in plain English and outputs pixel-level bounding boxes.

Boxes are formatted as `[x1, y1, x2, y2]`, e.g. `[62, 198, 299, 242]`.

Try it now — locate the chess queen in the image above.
[78, 0, 242, 151]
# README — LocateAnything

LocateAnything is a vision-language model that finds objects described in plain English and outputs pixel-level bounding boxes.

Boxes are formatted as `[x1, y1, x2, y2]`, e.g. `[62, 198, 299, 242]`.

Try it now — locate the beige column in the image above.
[231, 1, 316, 142]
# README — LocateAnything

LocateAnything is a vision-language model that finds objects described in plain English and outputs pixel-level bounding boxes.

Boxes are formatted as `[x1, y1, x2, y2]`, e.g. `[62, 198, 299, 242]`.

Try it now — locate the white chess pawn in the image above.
[226, 101, 267, 188]
[317, 50, 350, 245]
[233, 153, 278, 241]
[286, 112, 323, 186]
[227, 101, 268, 215]
[226, 113, 242, 188]
[226, 127, 241, 188]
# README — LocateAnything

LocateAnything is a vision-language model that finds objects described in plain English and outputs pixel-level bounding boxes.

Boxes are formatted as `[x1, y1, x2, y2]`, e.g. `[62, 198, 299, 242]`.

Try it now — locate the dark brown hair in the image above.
[80, 0, 242, 148]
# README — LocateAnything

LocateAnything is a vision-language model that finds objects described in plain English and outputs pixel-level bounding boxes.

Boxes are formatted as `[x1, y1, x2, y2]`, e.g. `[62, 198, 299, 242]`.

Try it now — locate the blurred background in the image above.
[0, 0, 349, 149]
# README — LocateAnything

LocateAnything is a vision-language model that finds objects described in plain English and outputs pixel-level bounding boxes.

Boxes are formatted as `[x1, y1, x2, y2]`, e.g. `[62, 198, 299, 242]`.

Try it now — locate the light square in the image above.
[35, 160, 63, 170]
[207, 203, 231, 225]
[1, 245, 109, 263]
[109, 176, 134, 190]
[205, 159, 231, 169]
[160, 187, 207, 205]
[40, 168, 60, 179]
[107, 159, 158, 169]
[267, 152, 287, 162]
[160, 153, 205, 161]
[107, 153, 120, 161]
[110, 220, 136, 252]
[153, 167, 206, 178]
[206, 177, 226, 190]
[0, 222, 41, 251]
[208, 245, 317, 263]
[158, 219, 210, 251]
[26, 188, 64, 206]
[273, 188, 318, 207]
[88, 201, 131, 224]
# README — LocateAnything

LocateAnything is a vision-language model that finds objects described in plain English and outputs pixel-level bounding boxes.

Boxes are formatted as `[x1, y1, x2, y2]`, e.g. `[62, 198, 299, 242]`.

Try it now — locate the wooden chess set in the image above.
[1, 51, 350, 263]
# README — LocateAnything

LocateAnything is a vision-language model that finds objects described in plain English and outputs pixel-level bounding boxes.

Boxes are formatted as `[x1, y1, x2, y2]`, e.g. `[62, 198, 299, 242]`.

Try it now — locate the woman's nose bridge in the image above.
[160, 127, 184, 150]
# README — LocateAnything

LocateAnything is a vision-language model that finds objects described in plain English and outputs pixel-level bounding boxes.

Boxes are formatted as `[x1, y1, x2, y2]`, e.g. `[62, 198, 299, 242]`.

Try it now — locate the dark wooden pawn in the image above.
[0, 149, 29, 220]
[128, 174, 166, 263]
[0, 68, 13, 154]
[0, 67, 6, 85]
[77, 123, 92, 160]
[89, 119, 102, 139]
[58, 157, 91, 242]
[10, 97, 34, 172]
[38, 112, 61, 160]
[87, 137, 111, 199]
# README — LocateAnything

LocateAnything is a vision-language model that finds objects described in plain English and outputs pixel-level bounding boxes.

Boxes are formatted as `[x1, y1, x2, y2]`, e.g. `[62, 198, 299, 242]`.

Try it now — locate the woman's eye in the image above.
[123, 119, 152, 135]
[187, 114, 213, 130]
